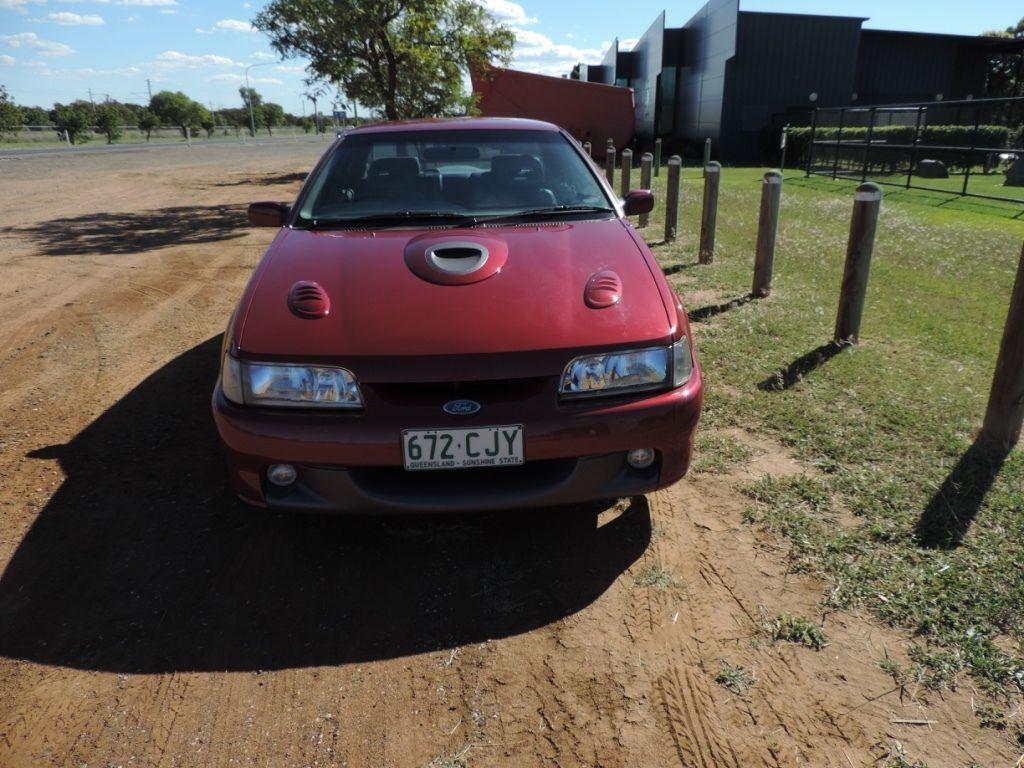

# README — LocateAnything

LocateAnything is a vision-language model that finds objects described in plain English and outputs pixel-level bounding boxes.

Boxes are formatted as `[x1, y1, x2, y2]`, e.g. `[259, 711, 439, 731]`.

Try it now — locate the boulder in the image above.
[915, 159, 949, 179]
[1005, 158, 1024, 187]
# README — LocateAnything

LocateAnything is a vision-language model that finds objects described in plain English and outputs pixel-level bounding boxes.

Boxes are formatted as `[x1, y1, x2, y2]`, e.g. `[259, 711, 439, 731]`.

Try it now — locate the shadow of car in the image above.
[0, 336, 650, 673]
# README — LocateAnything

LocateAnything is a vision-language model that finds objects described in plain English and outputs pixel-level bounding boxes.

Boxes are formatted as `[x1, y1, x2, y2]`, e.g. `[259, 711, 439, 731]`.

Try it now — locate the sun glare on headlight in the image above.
[240, 362, 362, 408]
[560, 338, 693, 399]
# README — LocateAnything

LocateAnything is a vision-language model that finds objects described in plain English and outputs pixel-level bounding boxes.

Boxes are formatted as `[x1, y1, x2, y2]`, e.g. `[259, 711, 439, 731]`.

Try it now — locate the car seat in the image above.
[483, 155, 556, 208]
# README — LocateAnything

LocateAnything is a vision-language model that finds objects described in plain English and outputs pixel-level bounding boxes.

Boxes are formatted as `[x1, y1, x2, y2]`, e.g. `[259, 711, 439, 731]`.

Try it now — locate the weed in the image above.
[426, 748, 470, 768]
[973, 702, 1006, 730]
[907, 644, 964, 691]
[714, 662, 756, 694]
[635, 563, 683, 591]
[767, 614, 828, 650]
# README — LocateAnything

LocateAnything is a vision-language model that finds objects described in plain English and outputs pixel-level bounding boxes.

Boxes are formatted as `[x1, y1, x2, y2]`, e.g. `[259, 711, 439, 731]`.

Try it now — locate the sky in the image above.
[0, 0, 1021, 117]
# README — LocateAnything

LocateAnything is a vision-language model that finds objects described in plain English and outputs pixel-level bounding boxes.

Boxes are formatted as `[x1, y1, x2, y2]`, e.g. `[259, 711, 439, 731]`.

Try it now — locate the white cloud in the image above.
[510, 59, 579, 77]
[475, 0, 536, 26]
[512, 29, 601, 61]
[0, 0, 41, 13]
[0, 54, 14, 65]
[242, 1, 252, 7]
[155, 50, 242, 68]
[38, 12, 106, 25]
[619, 37, 638, 51]
[158, 8, 176, 14]
[216, 18, 256, 32]
[118, 0, 177, 6]
[33, 64, 142, 79]
[208, 72, 281, 84]
[249, 51, 276, 61]
[276, 63, 305, 73]
[197, 18, 258, 34]
[0, 32, 75, 56]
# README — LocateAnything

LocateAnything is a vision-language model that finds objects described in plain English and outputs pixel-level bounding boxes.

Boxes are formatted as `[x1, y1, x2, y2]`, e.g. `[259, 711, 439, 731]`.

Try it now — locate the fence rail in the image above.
[800, 96, 1024, 205]
[1, 124, 318, 147]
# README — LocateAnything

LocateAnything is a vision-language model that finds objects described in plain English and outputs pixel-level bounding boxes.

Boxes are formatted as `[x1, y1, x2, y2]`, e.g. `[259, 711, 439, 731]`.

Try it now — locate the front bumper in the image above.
[211, 370, 702, 513]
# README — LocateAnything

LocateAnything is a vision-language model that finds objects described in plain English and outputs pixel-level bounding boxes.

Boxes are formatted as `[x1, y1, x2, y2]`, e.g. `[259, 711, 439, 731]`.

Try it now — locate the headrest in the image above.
[490, 154, 544, 185]
[367, 157, 421, 182]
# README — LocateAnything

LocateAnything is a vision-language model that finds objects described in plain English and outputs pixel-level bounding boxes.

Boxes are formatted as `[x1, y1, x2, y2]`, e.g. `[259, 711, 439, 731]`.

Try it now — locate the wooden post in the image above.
[664, 155, 681, 243]
[752, 170, 783, 297]
[834, 182, 882, 344]
[639, 152, 653, 228]
[583, 140, 592, 157]
[981, 241, 1024, 448]
[699, 161, 721, 264]
[605, 145, 616, 186]
[703, 138, 711, 167]
[620, 149, 632, 198]
[654, 138, 662, 177]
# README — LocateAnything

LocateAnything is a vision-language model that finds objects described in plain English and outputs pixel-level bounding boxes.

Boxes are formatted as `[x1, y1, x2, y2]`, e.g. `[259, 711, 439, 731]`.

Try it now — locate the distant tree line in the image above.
[0, 84, 314, 145]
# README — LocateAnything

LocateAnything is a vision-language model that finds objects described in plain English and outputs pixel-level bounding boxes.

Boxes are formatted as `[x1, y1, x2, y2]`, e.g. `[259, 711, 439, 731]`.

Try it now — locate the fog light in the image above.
[626, 448, 656, 469]
[267, 463, 297, 487]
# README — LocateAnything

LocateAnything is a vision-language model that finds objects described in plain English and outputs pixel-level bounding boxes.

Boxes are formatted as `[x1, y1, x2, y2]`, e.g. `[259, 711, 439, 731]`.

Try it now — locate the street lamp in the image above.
[244, 61, 274, 137]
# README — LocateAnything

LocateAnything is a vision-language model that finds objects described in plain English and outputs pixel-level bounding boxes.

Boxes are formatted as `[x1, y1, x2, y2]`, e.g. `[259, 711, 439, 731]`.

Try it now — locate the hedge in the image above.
[795, 125, 1022, 162]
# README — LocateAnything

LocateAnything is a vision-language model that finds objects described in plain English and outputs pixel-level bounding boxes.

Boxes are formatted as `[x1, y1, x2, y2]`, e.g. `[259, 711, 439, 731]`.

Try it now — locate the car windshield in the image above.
[296, 128, 613, 226]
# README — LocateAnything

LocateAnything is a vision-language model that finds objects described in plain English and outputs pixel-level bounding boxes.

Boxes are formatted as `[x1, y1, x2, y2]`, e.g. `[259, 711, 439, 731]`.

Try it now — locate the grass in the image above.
[693, 431, 754, 474]
[636, 164, 1024, 696]
[714, 662, 756, 694]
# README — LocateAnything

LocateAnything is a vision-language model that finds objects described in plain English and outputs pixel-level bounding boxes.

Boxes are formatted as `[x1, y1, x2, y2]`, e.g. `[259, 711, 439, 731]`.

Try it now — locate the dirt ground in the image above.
[0, 142, 1017, 768]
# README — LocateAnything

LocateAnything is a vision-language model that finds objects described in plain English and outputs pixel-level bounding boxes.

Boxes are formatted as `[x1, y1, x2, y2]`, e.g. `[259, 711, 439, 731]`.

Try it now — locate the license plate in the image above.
[401, 425, 524, 471]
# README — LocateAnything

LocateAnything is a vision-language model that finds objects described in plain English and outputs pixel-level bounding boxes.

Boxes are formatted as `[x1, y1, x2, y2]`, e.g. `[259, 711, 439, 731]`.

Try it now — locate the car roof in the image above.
[345, 117, 561, 135]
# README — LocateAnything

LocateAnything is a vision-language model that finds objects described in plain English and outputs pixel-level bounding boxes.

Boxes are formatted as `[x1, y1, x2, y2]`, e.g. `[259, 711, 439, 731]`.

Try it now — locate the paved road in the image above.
[0, 133, 329, 160]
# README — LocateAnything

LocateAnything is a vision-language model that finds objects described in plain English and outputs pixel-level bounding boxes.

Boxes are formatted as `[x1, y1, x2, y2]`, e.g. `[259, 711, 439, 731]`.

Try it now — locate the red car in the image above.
[212, 117, 702, 513]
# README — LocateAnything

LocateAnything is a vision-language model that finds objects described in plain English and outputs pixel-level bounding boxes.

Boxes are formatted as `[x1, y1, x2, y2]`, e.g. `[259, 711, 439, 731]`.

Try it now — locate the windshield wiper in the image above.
[469, 205, 615, 226]
[308, 211, 478, 228]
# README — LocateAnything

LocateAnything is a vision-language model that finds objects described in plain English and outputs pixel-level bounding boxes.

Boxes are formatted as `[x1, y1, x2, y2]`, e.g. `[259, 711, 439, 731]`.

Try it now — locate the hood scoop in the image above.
[287, 281, 330, 319]
[405, 233, 508, 285]
[584, 269, 623, 308]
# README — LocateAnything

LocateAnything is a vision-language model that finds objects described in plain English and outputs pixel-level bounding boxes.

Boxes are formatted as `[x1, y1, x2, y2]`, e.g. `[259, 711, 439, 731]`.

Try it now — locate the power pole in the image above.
[87, 88, 96, 118]
[311, 95, 319, 133]
[146, 78, 152, 101]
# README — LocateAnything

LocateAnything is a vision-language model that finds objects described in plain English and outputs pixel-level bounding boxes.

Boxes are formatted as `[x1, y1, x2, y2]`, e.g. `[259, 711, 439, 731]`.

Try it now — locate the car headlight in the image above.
[560, 337, 693, 399]
[221, 357, 362, 408]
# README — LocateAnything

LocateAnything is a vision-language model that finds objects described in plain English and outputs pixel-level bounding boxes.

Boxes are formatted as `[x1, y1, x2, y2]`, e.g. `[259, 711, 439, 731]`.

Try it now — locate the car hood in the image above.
[235, 219, 675, 381]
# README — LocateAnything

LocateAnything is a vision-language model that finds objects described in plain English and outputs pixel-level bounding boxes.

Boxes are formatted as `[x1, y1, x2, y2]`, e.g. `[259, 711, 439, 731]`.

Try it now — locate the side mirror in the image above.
[623, 189, 654, 216]
[248, 201, 289, 227]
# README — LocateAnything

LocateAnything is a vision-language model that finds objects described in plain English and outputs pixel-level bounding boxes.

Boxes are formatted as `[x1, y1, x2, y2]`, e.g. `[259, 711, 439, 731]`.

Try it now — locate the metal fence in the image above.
[802, 96, 1024, 204]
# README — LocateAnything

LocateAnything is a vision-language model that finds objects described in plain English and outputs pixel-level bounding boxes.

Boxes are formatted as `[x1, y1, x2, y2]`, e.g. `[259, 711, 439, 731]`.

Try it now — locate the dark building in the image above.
[582, 0, 1023, 161]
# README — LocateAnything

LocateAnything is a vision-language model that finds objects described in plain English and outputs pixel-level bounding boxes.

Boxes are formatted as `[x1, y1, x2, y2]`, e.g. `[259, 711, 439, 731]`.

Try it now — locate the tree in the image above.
[137, 109, 159, 141]
[22, 106, 50, 126]
[150, 90, 207, 138]
[201, 114, 216, 138]
[0, 85, 25, 136]
[261, 102, 284, 136]
[983, 16, 1024, 98]
[239, 86, 264, 135]
[95, 104, 122, 144]
[254, 0, 514, 120]
[50, 104, 90, 144]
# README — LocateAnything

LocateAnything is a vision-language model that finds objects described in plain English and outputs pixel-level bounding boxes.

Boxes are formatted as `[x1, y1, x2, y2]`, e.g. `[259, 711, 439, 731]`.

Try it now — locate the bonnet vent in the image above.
[584, 270, 623, 309]
[288, 281, 331, 319]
